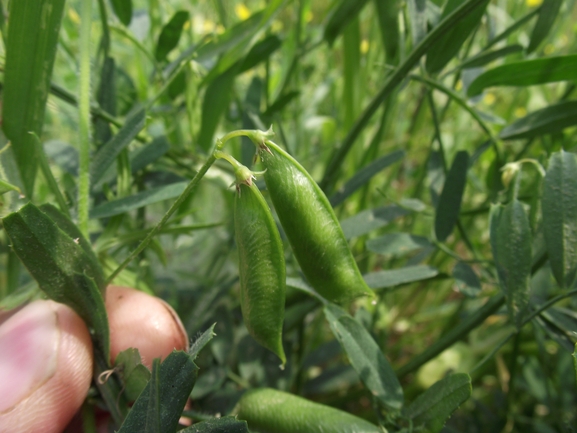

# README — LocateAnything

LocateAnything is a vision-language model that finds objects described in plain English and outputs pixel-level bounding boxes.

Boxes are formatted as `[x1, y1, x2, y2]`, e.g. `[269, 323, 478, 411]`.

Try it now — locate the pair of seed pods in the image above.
[221, 129, 373, 364]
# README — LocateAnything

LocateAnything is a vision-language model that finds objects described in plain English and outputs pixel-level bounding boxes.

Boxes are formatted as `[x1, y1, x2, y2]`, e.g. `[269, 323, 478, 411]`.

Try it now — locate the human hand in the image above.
[0, 286, 189, 433]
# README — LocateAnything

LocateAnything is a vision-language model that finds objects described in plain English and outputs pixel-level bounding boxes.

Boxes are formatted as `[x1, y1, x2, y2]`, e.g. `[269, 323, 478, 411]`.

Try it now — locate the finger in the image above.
[105, 286, 189, 368]
[0, 300, 93, 433]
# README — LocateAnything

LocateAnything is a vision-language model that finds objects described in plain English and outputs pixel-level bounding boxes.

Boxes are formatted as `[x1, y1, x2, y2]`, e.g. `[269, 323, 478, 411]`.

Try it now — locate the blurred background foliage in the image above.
[1, 0, 577, 431]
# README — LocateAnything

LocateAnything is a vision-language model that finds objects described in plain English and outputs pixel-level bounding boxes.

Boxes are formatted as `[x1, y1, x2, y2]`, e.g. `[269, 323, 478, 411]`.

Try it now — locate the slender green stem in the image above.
[396, 293, 505, 378]
[77, 0, 92, 238]
[105, 153, 217, 285]
[31, 133, 70, 217]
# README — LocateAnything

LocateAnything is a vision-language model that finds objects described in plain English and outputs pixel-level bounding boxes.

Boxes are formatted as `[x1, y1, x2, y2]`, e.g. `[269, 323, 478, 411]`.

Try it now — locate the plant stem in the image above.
[105, 153, 217, 285]
[77, 0, 92, 238]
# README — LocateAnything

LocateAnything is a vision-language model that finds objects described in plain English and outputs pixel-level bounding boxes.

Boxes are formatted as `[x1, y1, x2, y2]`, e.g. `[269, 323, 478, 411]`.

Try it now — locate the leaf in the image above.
[341, 205, 410, 239]
[155, 11, 190, 62]
[435, 151, 469, 242]
[363, 265, 439, 290]
[2, 0, 66, 196]
[459, 44, 523, 70]
[189, 324, 217, 361]
[91, 107, 146, 185]
[542, 151, 577, 289]
[490, 201, 532, 329]
[366, 233, 432, 257]
[39, 204, 103, 286]
[117, 351, 198, 433]
[197, 66, 239, 151]
[323, 0, 371, 45]
[374, 0, 400, 64]
[527, 0, 563, 54]
[330, 150, 405, 207]
[425, 0, 489, 74]
[90, 181, 187, 219]
[2, 203, 109, 357]
[467, 55, 577, 97]
[180, 417, 249, 433]
[111, 0, 133, 26]
[238, 35, 282, 74]
[0, 178, 20, 195]
[94, 136, 170, 190]
[499, 101, 577, 140]
[403, 373, 472, 433]
[574, 344, 577, 384]
[114, 348, 151, 402]
[452, 262, 481, 297]
[324, 304, 403, 410]
[145, 359, 161, 433]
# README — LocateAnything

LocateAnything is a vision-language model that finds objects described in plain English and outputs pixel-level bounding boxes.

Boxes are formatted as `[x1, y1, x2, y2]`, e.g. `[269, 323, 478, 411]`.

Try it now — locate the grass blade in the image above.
[2, 0, 66, 197]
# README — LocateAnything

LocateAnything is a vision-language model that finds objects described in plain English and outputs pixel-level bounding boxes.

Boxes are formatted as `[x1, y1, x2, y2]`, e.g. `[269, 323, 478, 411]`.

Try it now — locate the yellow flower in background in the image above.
[68, 8, 80, 24]
[544, 44, 555, 55]
[483, 92, 496, 106]
[514, 107, 527, 118]
[526, 0, 542, 6]
[360, 39, 369, 54]
[235, 3, 251, 20]
[304, 10, 313, 23]
[455, 80, 463, 91]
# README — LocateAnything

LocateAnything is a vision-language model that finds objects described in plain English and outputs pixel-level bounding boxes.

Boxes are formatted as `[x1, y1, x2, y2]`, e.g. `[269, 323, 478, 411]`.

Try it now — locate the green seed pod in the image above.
[250, 136, 373, 304]
[236, 388, 381, 433]
[234, 176, 286, 365]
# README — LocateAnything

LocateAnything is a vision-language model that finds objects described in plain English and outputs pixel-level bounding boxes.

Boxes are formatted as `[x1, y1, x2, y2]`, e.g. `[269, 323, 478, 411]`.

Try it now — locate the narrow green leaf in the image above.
[490, 201, 532, 329]
[542, 151, 577, 289]
[366, 233, 432, 257]
[467, 55, 577, 97]
[341, 205, 410, 239]
[527, 0, 563, 54]
[3, 0, 66, 196]
[117, 351, 198, 433]
[189, 324, 217, 361]
[238, 35, 282, 74]
[323, 0, 371, 45]
[145, 359, 161, 433]
[459, 44, 523, 70]
[330, 150, 405, 207]
[435, 151, 469, 242]
[364, 265, 439, 290]
[425, 0, 489, 74]
[198, 66, 239, 151]
[374, 0, 400, 64]
[90, 181, 187, 219]
[499, 101, 577, 140]
[403, 373, 472, 433]
[180, 417, 249, 433]
[0, 178, 20, 195]
[2, 203, 109, 357]
[452, 262, 481, 297]
[91, 107, 146, 185]
[324, 304, 404, 410]
[155, 11, 189, 62]
[111, 0, 133, 26]
[94, 136, 170, 190]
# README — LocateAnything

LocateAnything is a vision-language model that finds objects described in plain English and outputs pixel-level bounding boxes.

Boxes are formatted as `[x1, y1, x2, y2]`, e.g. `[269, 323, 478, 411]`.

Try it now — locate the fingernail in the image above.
[0, 301, 60, 413]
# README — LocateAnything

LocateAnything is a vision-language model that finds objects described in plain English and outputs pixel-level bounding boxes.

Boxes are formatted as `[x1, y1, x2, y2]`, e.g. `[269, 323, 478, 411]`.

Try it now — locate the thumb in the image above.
[0, 300, 93, 433]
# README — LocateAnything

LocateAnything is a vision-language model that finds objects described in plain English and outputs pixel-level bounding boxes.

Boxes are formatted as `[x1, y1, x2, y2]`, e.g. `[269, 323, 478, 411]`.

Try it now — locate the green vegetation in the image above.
[1, 0, 577, 432]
